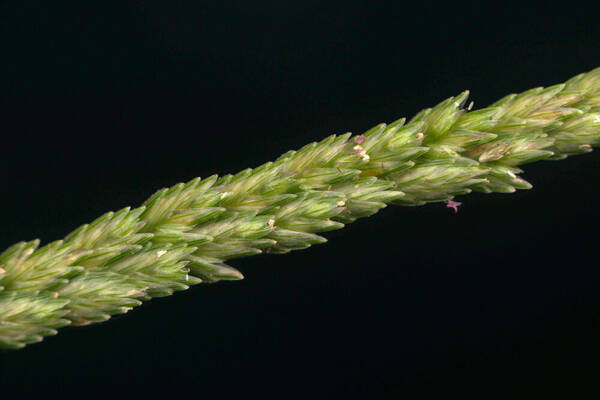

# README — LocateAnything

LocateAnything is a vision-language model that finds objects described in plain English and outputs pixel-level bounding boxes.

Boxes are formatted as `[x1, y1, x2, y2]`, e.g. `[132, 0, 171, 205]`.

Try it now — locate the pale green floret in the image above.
[1, 67, 600, 349]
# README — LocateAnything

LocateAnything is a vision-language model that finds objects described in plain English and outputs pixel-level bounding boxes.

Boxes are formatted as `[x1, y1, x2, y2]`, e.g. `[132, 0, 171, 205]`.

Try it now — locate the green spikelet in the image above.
[1, 67, 600, 349]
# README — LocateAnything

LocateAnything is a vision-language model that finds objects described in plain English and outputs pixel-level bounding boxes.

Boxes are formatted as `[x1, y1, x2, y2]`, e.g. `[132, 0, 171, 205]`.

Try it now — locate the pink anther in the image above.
[445, 200, 462, 213]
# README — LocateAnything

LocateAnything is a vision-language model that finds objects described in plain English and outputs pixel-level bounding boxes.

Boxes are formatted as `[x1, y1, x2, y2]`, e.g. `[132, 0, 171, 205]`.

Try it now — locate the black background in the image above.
[1, 0, 599, 394]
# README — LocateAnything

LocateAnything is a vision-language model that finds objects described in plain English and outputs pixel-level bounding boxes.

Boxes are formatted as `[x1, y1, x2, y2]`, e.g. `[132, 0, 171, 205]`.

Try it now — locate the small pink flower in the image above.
[354, 135, 365, 145]
[445, 200, 461, 213]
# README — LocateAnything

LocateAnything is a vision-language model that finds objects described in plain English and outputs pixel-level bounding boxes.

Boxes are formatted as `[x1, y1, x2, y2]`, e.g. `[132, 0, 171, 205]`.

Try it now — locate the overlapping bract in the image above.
[1, 67, 599, 349]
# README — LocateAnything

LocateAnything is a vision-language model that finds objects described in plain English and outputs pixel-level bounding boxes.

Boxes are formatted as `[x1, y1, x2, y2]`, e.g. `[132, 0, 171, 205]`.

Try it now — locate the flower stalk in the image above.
[1, 67, 599, 349]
